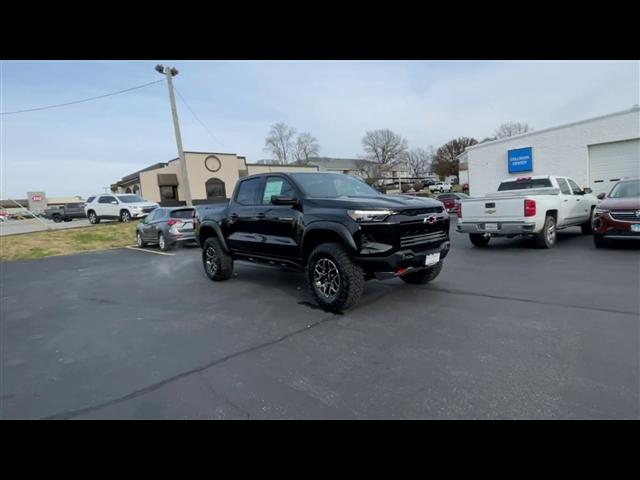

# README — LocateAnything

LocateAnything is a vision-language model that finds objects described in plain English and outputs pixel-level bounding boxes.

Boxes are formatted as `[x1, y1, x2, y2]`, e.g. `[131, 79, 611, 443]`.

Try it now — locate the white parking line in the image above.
[125, 246, 176, 256]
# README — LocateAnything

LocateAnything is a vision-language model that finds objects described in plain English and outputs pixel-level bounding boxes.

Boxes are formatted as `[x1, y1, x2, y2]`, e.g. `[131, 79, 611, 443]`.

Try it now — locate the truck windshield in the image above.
[117, 195, 145, 203]
[291, 173, 381, 198]
[609, 180, 640, 198]
[498, 178, 553, 191]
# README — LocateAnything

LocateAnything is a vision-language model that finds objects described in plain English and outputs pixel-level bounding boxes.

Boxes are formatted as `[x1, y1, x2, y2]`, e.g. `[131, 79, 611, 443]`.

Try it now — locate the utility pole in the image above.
[156, 64, 192, 206]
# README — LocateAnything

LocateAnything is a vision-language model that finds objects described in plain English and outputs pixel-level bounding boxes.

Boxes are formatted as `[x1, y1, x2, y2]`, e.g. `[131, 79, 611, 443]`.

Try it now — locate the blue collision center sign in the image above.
[508, 147, 533, 173]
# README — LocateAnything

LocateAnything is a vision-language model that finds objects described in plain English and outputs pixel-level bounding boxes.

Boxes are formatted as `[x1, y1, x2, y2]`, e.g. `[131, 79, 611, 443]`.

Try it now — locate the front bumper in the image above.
[593, 213, 640, 238]
[456, 221, 537, 235]
[354, 241, 450, 276]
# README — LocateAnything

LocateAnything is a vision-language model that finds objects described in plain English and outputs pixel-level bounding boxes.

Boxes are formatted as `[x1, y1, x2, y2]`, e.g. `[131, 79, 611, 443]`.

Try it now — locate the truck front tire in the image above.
[469, 233, 490, 247]
[52, 214, 63, 223]
[202, 237, 234, 281]
[307, 242, 364, 312]
[581, 208, 594, 234]
[535, 216, 557, 248]
[400, 261, 443, 284]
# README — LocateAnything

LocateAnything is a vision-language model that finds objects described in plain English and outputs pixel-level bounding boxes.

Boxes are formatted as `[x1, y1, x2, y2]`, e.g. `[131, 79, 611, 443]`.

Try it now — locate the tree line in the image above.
[263, 121, 532, 180]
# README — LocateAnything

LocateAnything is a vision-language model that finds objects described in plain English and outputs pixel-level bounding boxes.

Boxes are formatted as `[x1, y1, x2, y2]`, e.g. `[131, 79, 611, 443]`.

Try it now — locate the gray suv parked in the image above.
[136, 207, 195, 251]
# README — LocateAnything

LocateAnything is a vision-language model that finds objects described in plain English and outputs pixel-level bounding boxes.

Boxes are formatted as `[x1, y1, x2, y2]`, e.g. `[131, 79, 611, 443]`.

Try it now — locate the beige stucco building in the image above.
[111, 151, 319, 205]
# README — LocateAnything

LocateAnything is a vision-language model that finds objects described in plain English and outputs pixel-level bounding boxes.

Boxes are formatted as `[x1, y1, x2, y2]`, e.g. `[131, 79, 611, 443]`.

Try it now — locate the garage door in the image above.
[589, 139, 640, 196]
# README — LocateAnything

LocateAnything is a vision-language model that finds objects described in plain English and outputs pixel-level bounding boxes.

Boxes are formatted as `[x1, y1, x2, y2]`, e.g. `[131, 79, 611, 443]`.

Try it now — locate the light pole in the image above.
[156, 64, 192, 206]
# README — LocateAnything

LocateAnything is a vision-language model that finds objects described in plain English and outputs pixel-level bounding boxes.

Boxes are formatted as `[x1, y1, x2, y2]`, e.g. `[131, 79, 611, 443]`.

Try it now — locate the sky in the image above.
[1, 60, 638, 199]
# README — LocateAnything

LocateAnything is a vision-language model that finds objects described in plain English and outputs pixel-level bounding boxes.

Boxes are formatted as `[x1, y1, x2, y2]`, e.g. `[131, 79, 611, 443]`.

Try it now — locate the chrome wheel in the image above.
[547, 220, 556, 244]
[136, 232, 143, 247]
[89, 212, 97, 223]
[204, 246, 218, 275]
[313, 258, 341, 301]
[158, 234, 166, 250]
[121, 211, 131, 222]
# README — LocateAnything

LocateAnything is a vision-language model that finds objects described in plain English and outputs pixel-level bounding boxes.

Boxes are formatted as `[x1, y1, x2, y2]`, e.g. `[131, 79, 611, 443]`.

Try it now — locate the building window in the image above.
[206, 178, 226, 199]
[132, 185, 140, 194]
[125, 187, 132, 193]
[160, 185, 178, 201]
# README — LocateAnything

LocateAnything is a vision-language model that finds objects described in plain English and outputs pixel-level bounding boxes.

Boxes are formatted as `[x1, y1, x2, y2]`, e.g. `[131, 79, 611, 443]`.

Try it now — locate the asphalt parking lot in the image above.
[1, 220, 638, 419]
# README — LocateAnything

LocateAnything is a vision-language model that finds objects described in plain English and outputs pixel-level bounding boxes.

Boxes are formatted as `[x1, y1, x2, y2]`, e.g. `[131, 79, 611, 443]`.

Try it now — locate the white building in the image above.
[458, 106, 640, 197]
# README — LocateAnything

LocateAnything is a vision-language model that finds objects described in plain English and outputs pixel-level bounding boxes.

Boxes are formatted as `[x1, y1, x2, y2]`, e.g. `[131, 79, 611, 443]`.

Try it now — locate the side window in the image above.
[557, 178, 572, 195]
[567, 179, 582, 195]
[235, 178, 263, 205]
[262, 177, 295, 204]
[99, 196, 116, 204]
[86, 196, 95, 203]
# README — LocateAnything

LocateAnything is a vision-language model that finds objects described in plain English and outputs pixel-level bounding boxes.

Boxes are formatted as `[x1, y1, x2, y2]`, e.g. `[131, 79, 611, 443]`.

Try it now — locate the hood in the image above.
[306, 194, 443, 211]
[599, 197, 640, 210]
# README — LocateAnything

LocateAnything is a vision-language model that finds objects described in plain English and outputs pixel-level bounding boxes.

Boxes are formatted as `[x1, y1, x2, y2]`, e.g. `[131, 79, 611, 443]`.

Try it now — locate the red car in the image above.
[436, 192, 470, 213]
[592, 178, 640, 248]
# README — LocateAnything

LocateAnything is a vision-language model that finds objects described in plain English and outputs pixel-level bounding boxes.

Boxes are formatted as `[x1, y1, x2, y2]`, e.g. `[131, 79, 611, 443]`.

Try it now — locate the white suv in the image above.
[85, 194, 159, 224]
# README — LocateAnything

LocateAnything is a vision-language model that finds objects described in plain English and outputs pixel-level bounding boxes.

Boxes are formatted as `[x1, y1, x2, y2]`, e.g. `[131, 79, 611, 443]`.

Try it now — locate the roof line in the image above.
[465, 106, 640, 152]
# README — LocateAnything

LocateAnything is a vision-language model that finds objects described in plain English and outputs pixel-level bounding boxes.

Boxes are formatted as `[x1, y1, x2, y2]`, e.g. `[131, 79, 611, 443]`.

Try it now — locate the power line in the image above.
[0, 79, 164, 115]
[174, 86, 227, 151]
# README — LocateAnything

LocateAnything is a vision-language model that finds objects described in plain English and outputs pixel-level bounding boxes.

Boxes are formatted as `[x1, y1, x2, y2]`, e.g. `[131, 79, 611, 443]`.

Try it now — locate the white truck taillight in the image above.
[524, 199, 536, 217]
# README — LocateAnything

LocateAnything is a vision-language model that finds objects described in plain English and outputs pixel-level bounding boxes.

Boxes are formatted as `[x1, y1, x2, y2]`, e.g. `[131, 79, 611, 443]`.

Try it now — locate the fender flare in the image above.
[302, 221, 358, 254]
[198, 220, 231, 253]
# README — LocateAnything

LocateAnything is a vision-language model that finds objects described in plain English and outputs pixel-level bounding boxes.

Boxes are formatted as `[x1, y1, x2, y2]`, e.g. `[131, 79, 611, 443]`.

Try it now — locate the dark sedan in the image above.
[593, 179, 640, 248]
[436, 192, 470, 213]
[136, 207, 195, 251]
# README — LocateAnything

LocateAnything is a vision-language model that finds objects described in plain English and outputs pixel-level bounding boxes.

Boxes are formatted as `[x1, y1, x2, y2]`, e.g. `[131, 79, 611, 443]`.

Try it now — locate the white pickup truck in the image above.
[456, 175, 599, 248]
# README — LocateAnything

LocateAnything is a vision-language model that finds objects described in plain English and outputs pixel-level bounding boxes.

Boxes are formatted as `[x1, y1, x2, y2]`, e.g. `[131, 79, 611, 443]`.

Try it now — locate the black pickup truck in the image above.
[194, 172, 451, 311]
[43, 203, 86, 222]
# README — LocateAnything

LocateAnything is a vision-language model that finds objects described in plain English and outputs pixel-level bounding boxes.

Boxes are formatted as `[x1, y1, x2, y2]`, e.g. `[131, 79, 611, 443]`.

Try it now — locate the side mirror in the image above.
[583, 187, 592, 194]
[271, 195, 297, 206]
[597, 192, 606, 200]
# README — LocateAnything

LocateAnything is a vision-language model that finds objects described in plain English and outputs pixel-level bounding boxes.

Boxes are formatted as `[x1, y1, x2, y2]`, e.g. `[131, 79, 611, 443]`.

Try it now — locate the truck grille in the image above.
[610, 210, 640, 221]
[397, 206, 443, 216]
[400, 230, 447, 248]
[142, 207, 156, 213]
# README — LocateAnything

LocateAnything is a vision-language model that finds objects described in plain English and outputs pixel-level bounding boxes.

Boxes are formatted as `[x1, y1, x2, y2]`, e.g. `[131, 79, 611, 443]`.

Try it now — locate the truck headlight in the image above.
[347, 210, 394, 222]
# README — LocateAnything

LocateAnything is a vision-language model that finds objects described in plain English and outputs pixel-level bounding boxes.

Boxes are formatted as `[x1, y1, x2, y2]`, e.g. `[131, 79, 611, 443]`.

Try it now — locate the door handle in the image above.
[230, 213, 239, 220]
[564, 199, 568, 202]
[255, 213, 266, 219]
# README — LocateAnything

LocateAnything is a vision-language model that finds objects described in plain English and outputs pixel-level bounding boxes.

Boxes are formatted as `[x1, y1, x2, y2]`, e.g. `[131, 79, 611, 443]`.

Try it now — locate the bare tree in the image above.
[293, 132, 320, 165]
[264, 123, 296, 164]
[494, 121, 531, 139]
[432, 137, 478, 179]
[360, 129, 408, 178]
[404, 148, 431, 178]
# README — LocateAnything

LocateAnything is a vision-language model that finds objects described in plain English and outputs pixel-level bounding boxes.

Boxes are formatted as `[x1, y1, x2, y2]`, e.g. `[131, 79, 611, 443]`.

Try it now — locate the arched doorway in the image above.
[125, 187, 132, 193]
[205, 178, 226, 201]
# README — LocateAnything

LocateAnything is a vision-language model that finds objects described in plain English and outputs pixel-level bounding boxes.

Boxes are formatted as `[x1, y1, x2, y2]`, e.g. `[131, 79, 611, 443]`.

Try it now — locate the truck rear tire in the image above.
[469, 233, 490, 247]
[535, 216, 557, 248]
[202, 237, 233, 281]
[401, 261, 443, 284]
[307, 242, 364, 312]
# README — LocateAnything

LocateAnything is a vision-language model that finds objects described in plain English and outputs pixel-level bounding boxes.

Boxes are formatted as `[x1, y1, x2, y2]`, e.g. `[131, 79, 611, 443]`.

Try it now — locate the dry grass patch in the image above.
[0, 221, 138, 262]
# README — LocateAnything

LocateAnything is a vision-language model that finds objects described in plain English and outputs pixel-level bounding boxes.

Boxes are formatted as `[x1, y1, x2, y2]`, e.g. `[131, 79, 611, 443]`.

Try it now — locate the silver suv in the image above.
[84, 194, 159, 224]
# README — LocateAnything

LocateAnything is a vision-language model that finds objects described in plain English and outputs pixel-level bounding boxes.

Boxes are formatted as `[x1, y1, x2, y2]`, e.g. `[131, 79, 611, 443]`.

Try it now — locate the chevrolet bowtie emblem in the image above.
[636, 210, 640, 218]
[486, 209, 496, 214]
[424, 216, 437, 224]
